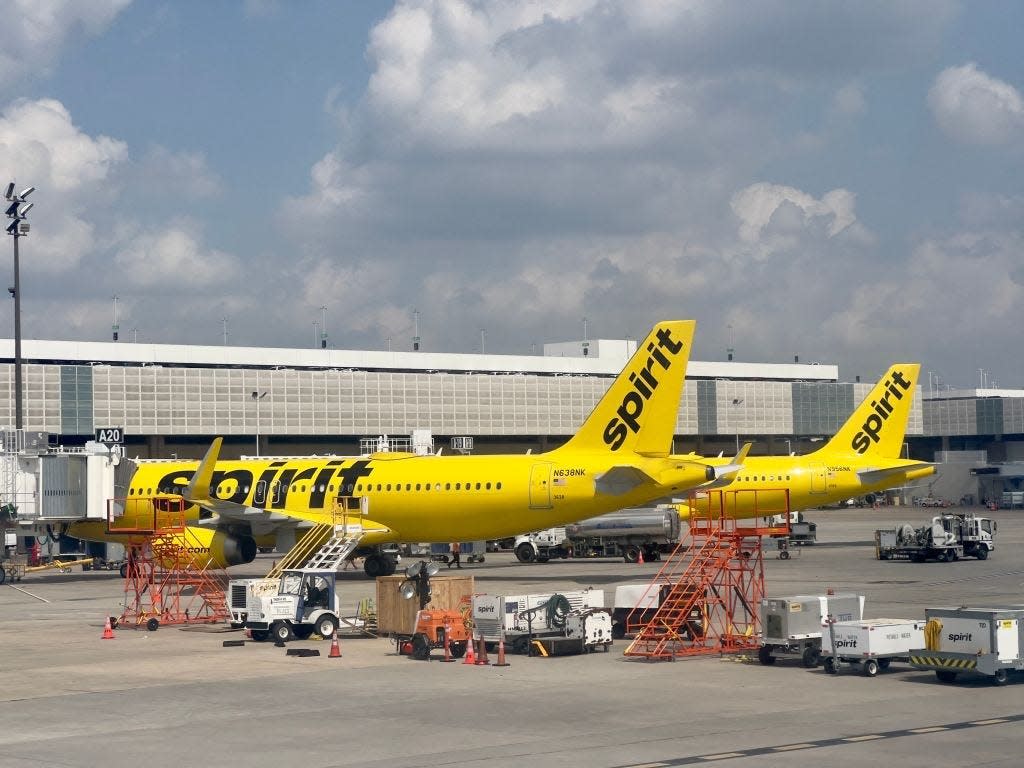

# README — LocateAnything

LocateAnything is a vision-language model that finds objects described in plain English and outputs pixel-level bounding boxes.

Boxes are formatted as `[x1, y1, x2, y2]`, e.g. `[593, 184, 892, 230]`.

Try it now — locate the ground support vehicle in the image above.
[514, 507, 681, 564]
[769, 511, 817, 551]
[758, 593, 865, 668]
[0, 554, 26, 584]
[233, 570, 345, 643]
[394, 608, 471, 660]
[531, 608, 614, 656]
[471, 588, 604, 654]
[910, 607, 1024, 686]
[821, 618, 925, 676]
[875, 513, 995, 562]
[611, 583, 706, 641]
[428, 541, 486, 564]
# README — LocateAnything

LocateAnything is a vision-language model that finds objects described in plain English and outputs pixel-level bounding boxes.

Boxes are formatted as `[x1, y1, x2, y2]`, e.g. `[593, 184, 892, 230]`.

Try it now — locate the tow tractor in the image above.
[237, 569, 343, 642]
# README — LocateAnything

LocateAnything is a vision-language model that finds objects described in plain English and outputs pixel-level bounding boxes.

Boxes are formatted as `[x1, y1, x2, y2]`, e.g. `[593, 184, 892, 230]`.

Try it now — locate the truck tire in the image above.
[824, 657, 837, 674]
[935, 670, 957, 683]
[515, 543, 536, 563]
[943, 549, 956, 563]
[449, 640, 467, 659]
[623, 545, 641, 563]
[411, 632, 430, 660]
[315, 614, 338, 639]
[271, 621, 294, 643]
[992, 669, 1008, 686]
[975, 547, 989, 561]
[863, 659, 879, 677]
[802, 647, 821, 668]
[758, 645, 776, 665]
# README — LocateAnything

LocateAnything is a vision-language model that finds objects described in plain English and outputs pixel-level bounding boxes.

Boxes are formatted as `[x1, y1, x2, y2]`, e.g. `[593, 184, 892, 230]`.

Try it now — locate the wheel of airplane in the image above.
[363, 555, 386, 578]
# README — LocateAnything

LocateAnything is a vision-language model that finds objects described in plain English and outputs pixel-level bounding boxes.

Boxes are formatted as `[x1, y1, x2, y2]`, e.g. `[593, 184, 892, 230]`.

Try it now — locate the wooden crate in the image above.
[376, 573, 474, 635]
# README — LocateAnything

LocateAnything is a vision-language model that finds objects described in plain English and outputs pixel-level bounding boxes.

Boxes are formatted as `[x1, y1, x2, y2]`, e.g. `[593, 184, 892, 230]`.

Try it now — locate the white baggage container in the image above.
[910, 607, 1024, 684]
[821, 619, 925, 677]
[758, 593, 865, 668]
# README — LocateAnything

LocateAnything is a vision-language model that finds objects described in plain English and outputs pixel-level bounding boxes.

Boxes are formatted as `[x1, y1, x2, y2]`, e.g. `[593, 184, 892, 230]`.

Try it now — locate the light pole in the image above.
[5, 183, 34, 431]
[251, 390, 267, 456]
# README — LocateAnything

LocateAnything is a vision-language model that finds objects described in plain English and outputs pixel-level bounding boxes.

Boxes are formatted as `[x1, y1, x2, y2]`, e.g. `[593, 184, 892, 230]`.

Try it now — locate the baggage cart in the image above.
[758, 593, 864, 667]
[910, 607, 1024, 685]
[822, 618, 925, 676]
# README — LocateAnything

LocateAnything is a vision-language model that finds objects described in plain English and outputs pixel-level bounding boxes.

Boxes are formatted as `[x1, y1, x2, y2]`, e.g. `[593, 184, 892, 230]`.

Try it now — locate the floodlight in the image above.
[16, 202, 32, 217]
[425, 562, 441, 577]
[399, 580, 418, 600]
[4, 183, 13, 200]
[4, 201, 17, 217]
[18, 186, 34, 200]
[405, 561, 423, 578]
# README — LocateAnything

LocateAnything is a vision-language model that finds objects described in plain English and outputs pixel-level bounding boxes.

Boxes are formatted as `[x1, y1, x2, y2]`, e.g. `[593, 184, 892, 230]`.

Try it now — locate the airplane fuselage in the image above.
[120, 450, 712, 543]
[677, 453, 934, 519]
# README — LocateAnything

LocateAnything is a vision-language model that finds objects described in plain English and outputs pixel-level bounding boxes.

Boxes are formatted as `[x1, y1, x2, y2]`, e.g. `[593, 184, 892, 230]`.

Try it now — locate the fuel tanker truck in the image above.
[513, 507, 681, 564]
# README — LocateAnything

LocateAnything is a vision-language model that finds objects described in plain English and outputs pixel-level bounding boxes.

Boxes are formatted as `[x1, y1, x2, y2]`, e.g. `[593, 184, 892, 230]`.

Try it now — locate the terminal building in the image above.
[1, 334, 1023, 550]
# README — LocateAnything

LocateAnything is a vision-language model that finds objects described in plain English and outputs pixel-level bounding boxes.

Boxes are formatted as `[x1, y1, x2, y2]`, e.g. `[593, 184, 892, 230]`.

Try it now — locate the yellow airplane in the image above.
[70, 320, 735, 577]
[675, 363, 935, 520]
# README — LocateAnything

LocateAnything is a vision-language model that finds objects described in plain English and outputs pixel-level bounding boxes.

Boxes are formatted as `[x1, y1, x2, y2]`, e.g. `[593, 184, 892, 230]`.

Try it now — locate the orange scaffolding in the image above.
[623, 488, 791, 661]
[107, 497, 230, 630]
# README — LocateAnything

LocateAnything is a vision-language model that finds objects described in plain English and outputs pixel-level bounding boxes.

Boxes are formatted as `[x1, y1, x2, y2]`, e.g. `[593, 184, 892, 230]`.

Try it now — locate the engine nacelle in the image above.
[208, 530, 258, 567]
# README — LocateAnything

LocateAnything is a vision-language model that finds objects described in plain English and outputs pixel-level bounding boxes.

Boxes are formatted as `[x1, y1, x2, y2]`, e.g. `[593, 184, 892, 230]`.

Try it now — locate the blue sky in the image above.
[1, 1, 1022, 390]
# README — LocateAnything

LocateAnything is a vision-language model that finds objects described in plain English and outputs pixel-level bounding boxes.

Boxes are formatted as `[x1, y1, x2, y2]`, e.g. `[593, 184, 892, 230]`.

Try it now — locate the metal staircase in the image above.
[624, 488, 791, 661]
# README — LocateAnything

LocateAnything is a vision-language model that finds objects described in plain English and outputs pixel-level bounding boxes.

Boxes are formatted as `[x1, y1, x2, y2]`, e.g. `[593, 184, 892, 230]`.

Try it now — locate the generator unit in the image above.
[472, 588, 604, 654]
[759, 593, 865, 667]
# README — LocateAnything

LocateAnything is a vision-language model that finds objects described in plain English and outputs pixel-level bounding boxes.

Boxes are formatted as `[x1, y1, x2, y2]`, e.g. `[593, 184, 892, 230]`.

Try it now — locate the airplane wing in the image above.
[182, 437, 317, 534]
[858, 463, 936, 485]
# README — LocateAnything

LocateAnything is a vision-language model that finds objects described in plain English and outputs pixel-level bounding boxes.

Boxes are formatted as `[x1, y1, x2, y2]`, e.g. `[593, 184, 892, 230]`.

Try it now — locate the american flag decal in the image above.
[553, 477, 567, 486]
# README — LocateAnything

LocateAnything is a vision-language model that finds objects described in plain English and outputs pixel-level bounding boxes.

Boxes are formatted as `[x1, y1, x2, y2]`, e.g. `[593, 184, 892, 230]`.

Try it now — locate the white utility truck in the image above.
[758, 593, 865, 667]
[875, 512, 995, 562]
[910, 606, 1024, 685]
[821, 618, 926, 676]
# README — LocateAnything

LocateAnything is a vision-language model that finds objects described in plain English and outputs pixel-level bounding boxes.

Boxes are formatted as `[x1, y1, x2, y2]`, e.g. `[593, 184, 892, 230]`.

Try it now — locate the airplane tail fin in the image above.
[554, 320, 695, 457]
[818, 364, 920, 458]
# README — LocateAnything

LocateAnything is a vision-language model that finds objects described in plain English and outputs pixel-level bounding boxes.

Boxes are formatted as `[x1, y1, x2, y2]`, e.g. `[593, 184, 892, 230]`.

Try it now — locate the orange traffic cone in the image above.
[475, 633, 490, 665]
[329, 629, 342, 658]
[493, 635, 510, 667]
[462, 633, 476, 665]
[637, 548, 645, 565]
[101, 616, 116, 640]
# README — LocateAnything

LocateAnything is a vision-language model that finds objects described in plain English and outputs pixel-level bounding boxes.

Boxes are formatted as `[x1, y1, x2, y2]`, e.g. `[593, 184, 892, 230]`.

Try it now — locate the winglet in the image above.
[183, 437, 222, 505]
[705, 442, 751, 487]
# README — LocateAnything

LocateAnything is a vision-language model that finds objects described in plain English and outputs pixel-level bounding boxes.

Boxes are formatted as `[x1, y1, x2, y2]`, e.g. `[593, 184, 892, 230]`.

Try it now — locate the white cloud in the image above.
[0, 98, 128, 270]
[928, 62, 1024, 146]
[0, 0, 132, 90]
[113, 224, 240, 289]
[133, 146, 222, 199]
[0, 99, 127, 191]
[730, 182, 862, 257]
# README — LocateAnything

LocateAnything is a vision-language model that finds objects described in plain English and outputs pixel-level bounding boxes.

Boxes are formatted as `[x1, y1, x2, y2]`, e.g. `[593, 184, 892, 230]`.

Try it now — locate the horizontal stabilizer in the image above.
[595, 466, 652, 495]
[858, 463, 935, 485]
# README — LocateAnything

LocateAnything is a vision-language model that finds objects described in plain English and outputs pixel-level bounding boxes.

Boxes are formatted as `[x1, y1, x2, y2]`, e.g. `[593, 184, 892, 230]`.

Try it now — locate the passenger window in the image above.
[496, 482, 502, 490]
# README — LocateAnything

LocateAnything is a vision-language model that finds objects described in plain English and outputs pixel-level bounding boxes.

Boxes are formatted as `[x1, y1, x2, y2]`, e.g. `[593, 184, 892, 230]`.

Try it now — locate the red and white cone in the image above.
[329, 629, 342, 658]
[462, 633, 476, 665]
[637, 548, 645, 565]
[101, 616, 116, 640]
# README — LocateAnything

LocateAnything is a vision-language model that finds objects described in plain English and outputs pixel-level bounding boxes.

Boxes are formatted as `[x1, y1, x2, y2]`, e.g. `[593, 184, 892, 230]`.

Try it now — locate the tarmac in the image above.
[2, 506, 1023, 768]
